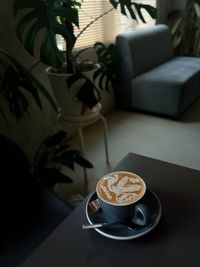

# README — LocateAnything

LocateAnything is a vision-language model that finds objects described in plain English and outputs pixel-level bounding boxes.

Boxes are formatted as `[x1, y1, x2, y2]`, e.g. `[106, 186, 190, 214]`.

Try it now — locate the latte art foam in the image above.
[97, 172, 146, 205]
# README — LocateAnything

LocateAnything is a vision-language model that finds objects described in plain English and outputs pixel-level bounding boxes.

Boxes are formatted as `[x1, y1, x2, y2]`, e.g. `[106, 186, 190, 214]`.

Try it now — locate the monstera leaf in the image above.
[13, 0, 79, 68]
[34, 130, 93, 188]
[0, 49, 59, 120]
[93, 42, 121, 92]
[13, 0, 156, 69]
[66, 69, 100, 108]
[110, 0, 156, 22]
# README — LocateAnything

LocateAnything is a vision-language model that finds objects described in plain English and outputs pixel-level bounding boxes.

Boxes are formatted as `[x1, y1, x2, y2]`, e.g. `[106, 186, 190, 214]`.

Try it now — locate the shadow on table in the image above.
[83, 189, 198, 267]
[93, 189, 196, 244]
[136, 189, 198, 243]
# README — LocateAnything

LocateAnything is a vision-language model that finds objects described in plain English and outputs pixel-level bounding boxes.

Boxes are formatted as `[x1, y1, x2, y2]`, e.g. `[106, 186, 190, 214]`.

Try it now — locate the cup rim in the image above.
[96, 171, 146, 206]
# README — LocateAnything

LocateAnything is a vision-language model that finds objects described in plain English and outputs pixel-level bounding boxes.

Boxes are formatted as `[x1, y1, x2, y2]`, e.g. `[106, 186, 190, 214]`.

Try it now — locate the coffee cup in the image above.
[96, 171, 148, 226]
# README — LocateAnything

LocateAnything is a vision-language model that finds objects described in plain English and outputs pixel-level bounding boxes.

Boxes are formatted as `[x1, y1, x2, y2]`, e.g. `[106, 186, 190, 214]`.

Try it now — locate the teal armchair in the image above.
[116, 24, 200, 117]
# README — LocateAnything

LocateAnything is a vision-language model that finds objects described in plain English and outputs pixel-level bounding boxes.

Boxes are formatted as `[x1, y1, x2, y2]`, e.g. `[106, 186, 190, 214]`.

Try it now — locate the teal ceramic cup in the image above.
[96, 171, 148, 226]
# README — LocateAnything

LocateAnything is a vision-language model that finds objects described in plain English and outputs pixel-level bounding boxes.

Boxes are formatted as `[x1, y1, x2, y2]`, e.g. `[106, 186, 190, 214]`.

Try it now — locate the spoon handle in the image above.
[82, 223, 110, 229]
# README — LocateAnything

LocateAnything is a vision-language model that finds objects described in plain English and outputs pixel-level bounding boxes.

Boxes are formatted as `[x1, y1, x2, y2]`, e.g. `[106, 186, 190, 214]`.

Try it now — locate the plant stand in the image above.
[61, 104, 110, 191]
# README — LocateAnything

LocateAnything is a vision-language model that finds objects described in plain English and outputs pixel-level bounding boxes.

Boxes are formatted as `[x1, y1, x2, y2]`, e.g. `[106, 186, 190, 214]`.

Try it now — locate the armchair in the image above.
[116, 24, 200, 117]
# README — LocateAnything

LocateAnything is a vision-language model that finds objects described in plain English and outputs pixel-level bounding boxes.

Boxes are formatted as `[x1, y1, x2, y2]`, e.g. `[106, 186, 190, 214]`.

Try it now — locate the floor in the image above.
[55, 99, 200, 204]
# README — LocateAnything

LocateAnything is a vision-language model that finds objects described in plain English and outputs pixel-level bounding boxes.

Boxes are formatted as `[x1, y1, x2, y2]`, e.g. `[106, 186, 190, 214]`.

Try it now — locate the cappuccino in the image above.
[97, 171, 146, 205]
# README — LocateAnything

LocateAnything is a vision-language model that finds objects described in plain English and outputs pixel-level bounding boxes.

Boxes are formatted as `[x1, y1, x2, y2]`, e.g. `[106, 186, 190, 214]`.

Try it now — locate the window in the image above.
[57, 0, 156, 51]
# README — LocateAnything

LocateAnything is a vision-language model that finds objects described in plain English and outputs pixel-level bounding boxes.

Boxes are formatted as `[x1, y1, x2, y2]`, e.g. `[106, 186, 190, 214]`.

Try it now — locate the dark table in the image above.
[21, 153, 200, 267]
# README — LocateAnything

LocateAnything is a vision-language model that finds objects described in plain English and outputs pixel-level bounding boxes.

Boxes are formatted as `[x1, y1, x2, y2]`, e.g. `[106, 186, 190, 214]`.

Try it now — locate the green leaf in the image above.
[76, 77, 100, 108]
[93, 67, 102, 82]
[66, 69, 100, 109]
[109, 0, 118, 9]
[10, 59, 58, 112]
[73, 155, 93, 168]
[105, 76, 111, 92]
[133, 3, 157, 22]
[15, 10, 39, 41]
[173, 31, 182, 48]
[53, 149, 80, 169]
[24, 20, 44, 56]
[99, 73, 107, 91]
[0, 49, 59, 119]
[2, 66, 31, 119]
[27, 72, 59, 113]
[7, 51, 59, 112]
[52, 6, 79, 27]
[109, 0, 156, 20]
[53, 23, 76, 53]
[66, 72, 82, 88]
[45, 130, 67, 147]
[133, 3, 145, 22]
[3, 76, 30, 119]
[53, 144, 71, 156]
[0, 55, 10, 69]
[40, 33, 64, 68]
[13, 0, 39, 17]
[171, 17, 182, 35]
[93, 42, 120, 91]
[37, 168, 73, 188]
[13, 0, 77, 67]
[194, 3, 200, 18]
[18, 79, 42, 109]
[53, 149, 93, 170]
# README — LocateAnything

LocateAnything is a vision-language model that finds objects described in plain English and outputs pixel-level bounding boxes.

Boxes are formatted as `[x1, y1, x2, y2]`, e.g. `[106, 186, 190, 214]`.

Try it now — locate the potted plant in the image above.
[0, 48, 93, 193]
[13, 0, 156, 118]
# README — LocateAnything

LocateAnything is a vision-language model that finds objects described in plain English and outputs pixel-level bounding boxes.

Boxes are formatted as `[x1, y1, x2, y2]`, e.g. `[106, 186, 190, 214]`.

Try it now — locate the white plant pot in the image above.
[46, 67, 83, 117]
[46, 66, 101, 120]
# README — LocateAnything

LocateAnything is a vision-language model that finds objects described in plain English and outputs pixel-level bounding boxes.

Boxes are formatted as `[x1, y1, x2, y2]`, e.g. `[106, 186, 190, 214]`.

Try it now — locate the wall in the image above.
[156, 0, 171, 24]
[169, 0, 187, 13]
[156, 0, 187, 24]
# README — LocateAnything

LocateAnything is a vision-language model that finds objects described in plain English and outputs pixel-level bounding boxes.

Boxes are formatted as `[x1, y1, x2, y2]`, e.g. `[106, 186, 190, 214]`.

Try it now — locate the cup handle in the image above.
[132, 203, 149, 226]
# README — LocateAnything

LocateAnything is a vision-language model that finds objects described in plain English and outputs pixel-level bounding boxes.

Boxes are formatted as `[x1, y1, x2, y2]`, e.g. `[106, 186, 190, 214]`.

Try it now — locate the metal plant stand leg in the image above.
[78, 126, 88, 192]
[62, 105, 110, 194]
[100, 115, 110, 165]
[78, 126, 85, 157]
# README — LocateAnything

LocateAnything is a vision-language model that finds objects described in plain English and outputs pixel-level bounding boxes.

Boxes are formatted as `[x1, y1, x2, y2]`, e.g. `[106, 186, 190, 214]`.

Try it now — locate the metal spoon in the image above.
[82, 223, 112, 229]
[82, 221, 139, 230]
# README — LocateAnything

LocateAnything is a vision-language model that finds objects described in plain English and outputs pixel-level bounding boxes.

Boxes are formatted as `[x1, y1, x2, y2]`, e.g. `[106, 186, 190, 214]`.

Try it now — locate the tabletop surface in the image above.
[22, 153, 200, 267]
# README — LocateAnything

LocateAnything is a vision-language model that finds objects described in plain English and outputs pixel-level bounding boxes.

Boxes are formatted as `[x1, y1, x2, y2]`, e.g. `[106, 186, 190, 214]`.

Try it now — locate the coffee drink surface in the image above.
[97, 171, 146, 205]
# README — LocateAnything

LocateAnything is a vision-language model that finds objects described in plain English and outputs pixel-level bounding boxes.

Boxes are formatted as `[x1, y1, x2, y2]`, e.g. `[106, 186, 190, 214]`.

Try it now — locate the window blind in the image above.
[57, 0, 156, 51]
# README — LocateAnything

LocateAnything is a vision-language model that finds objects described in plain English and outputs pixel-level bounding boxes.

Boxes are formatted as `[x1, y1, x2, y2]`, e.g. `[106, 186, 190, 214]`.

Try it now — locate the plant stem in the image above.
[30, 60, 41, 72]
[76, 7, 114, 40]
[33, 139, 47, 170]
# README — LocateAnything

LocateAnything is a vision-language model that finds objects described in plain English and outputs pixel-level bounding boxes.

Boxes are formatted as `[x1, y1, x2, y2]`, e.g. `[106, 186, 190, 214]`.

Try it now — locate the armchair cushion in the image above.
[132, 57, 200, 116]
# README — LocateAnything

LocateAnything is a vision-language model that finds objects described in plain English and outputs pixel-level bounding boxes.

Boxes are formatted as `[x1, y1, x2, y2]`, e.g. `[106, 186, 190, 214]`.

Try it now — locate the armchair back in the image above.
[116, 24, 174, 79]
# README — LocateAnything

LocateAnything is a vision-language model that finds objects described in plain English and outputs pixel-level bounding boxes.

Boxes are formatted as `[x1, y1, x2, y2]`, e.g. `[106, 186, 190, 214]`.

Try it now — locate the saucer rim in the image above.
[85, 188, 162, 240]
